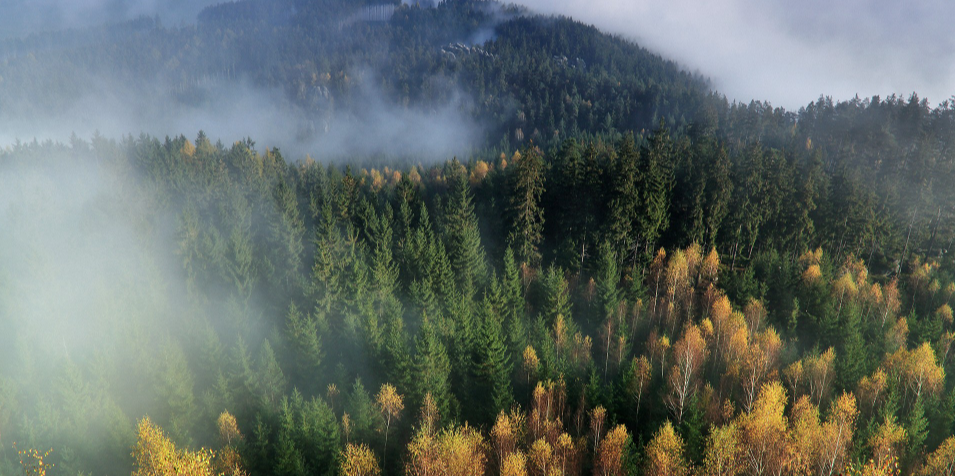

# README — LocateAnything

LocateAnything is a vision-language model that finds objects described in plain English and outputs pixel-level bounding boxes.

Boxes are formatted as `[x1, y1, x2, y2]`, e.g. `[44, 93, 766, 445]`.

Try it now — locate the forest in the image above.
[0, 1, 955, 476]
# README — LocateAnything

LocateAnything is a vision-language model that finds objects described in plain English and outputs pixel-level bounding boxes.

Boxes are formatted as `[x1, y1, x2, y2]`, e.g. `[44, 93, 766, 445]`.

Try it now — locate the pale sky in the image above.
[511, 0, 955, 110]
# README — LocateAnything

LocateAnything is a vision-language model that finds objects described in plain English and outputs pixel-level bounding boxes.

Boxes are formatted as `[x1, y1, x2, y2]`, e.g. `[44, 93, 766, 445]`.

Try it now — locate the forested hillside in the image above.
[0, 0, 714, 155]
[0, 1, 954, 476]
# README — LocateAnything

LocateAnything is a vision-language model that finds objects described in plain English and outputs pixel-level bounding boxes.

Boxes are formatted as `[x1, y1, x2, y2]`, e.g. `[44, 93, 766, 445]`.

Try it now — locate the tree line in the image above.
[0, 122, 953, 475]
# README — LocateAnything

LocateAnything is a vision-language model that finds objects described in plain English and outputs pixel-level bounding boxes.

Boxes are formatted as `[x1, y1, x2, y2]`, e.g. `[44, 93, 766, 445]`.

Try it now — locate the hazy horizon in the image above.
[512, 0, 955, 110]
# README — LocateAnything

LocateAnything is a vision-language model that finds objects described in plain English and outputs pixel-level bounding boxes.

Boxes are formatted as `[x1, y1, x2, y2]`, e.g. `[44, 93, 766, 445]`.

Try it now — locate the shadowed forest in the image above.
[1, 1, 955, 476]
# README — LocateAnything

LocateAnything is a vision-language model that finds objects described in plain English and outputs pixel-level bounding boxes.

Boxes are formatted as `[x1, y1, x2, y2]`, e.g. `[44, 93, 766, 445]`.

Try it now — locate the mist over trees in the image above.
[0, 1, 954, 476]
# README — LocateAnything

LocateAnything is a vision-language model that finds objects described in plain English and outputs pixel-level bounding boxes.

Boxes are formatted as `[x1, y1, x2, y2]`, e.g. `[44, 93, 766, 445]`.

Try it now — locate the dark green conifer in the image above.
[507, 147, 546, 266]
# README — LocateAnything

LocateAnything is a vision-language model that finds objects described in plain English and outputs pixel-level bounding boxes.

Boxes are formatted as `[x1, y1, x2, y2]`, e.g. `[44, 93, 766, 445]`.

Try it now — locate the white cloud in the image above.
[512, 0, 955, 109]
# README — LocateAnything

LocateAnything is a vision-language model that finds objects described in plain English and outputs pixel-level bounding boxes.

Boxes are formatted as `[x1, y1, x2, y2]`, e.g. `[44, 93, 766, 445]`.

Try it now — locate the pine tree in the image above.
[256, 340, 287, 410]
[507, 148, 546, 266]
[607, 134, 640, 261]
[703, 143, 733, 250]
[156, 343, 198, 445]
[367, 206, 404, 355]
[269, 178, 305, 295]
[837, 305, 867, 390]
[549, 138, 586, 269]
[310, 201, 344, 320]
[638, 125, 676, 260]
[539, 266, 572, 326]
[442, 159, 488, 298]
[347, 379, 378, 445]
[905, 397, 929, 467]
[285, 302, 323, 388]
[297, 397, 340, 476]
[275, 399, 306, 476]
[382, 312, 413, 395]
[499, 247, 528, 354]
[342, 228, 373, 341]
[476, 298, 514, 422]
[413, 320, 456, 421]
[594, 241, 622, 325]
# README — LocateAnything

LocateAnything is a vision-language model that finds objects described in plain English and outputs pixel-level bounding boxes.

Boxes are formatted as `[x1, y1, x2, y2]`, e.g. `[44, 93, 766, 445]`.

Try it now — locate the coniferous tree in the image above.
[442, 159, 488, 298]
[607, 134, 640, 262]
[475, 298, 513, 423]
[507, 148, 546, 267]
[499, 247, 527, 353]
[257, 340, 288, 411]
[285, 302, 324, 390]
[413, 320, 456, 422]
[638, 126, 677, 261]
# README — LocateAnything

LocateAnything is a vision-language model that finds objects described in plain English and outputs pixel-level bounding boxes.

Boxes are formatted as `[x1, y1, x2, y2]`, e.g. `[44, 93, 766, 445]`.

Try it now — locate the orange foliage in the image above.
[594, 425, 629, 476]
[857, 369, 887, 416]
[883, 342, 945, 401]
[500, 452, 528, 476]
[491, 410, 525, 470]
[16, 446, 53, 476]
[406, 424, 486, 476]
[667, 324, 708, 422]
[470, 161, 490, 184]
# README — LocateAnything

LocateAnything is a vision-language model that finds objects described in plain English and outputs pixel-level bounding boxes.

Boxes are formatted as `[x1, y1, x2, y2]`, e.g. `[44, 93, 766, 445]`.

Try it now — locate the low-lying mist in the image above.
[0, 136, 291, 473]
[0, 143, 188, 472]
[0, 73, 482, 163]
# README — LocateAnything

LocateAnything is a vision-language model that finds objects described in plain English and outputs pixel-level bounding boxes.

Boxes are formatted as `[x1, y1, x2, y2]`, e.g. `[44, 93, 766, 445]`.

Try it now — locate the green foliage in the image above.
[507, 147, 546, 266]
[3, 3, 955, 475]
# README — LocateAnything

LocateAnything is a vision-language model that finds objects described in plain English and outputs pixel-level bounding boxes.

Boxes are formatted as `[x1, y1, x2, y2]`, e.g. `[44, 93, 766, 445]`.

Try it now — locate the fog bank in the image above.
[513, 0, 955, 109]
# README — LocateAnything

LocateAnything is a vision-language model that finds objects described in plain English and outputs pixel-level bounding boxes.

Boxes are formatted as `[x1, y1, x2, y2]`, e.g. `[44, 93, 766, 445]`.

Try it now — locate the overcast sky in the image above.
[0, 0, 218, 37]
[512, 0, 955, 110]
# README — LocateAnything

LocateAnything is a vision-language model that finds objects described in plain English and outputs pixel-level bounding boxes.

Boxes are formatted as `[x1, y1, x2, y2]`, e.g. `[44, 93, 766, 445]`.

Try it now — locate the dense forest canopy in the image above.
[0, 1, 954, 476]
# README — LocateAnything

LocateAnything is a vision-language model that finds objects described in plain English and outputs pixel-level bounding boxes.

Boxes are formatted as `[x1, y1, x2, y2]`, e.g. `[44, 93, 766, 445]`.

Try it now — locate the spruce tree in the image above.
[607, 134, 640, 261]
[498, 247, 528, 355]
[413, 319, 456, 422]
[257, 340, 287, 410]
[476, 298, 514, 421]
[285, 302, 323, 389]
[507, 147, 546, 266]
[275, 399, 306, 476]
[442, 159, 488, 298]
[638, 125, 676, 261]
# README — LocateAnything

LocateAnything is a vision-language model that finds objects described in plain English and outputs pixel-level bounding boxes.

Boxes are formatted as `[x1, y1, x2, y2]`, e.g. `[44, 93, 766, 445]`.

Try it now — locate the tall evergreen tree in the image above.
[285, 302, 324, 391]
[442, 159, 488, 298]
[475, 298, 513, 423]
[638, 125, 677, 260]
[413, 320, 456, 421]
[607, 134, 640, 262]
[507, 148, 546, 266]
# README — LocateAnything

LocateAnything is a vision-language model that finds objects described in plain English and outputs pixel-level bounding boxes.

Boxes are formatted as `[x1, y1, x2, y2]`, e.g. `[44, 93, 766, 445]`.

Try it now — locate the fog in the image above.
[0, 1, 483, 162]
[511, 0, 955, 109]
[0, 74, 481, 163]
[0, 145, 179, 467]
[0, 0, 219, 37]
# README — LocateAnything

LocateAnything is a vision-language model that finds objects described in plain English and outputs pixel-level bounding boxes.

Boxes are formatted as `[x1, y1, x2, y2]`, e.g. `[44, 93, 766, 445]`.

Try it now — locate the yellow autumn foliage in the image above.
[341, 443, 380, 476]
[132, 417, 215, 476]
